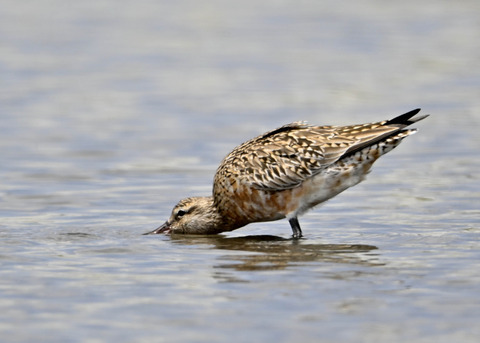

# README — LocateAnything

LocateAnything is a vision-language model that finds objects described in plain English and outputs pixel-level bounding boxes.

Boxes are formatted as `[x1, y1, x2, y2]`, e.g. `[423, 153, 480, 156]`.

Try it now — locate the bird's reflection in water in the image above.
[169, 234, 381, 273]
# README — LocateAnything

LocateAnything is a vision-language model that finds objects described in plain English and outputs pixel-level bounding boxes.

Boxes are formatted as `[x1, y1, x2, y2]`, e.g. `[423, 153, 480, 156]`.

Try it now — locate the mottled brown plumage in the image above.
[145, 109, 428, 238]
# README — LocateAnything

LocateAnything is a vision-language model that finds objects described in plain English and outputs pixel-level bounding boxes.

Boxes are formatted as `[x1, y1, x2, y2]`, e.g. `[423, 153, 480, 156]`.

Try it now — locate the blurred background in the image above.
[1, 1, 479, 342]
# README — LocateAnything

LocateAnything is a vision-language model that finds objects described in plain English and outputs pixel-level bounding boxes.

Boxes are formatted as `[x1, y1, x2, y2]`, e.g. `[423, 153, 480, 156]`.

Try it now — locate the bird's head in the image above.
[144, 196, 225, 235]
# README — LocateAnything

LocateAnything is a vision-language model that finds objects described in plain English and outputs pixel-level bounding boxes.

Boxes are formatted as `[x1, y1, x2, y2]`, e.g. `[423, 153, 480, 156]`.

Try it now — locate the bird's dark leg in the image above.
[289, 217, 303, 239]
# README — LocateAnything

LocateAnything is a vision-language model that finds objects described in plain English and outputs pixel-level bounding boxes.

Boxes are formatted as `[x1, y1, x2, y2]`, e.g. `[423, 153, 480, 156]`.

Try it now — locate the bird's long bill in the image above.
[143, 221, 171, 235]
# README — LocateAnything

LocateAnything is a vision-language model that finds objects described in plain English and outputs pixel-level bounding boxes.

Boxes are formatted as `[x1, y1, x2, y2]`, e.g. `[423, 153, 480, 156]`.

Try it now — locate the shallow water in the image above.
[1, 0, 480, 342]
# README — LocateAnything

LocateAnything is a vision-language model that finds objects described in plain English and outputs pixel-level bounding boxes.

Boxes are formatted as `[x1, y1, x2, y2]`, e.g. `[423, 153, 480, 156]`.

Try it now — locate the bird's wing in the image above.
[215, 109, 425, 192]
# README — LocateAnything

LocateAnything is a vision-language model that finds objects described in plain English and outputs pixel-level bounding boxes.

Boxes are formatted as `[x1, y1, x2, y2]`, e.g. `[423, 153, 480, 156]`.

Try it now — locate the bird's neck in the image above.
[205, 196, 247, 234]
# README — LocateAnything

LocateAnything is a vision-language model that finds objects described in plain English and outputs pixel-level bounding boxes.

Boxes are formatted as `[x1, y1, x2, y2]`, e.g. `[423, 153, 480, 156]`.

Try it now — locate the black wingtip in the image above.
[385, 108, 428, 127]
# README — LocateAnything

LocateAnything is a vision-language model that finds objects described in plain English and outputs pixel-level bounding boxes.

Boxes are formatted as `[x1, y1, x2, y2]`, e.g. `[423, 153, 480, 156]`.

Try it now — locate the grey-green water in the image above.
[1, 1, 479, 342]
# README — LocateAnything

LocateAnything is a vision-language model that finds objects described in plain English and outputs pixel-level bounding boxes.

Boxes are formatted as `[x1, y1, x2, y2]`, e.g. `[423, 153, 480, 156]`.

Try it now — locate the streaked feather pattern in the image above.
[214, 109, 425, 192]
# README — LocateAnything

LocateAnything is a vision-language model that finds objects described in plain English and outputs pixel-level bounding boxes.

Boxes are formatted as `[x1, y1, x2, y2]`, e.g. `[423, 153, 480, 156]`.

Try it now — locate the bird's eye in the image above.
[176, 209, 187, 218]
